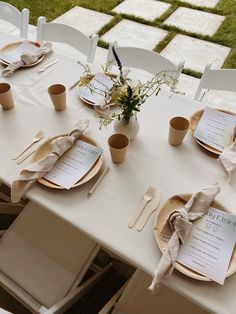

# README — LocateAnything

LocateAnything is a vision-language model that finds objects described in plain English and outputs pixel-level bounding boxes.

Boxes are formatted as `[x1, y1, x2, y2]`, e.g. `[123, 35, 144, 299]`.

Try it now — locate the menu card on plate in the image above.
[0, 41, 39, 64]
[44, 140, 102, 189]
[79, 72, 113, 105]
[177, 207, 236, 284]
[194, 107, 236, 152]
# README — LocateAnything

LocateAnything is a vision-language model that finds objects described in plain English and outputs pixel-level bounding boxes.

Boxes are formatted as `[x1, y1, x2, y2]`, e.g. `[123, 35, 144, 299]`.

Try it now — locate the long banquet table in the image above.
[0, 31, 236, 314]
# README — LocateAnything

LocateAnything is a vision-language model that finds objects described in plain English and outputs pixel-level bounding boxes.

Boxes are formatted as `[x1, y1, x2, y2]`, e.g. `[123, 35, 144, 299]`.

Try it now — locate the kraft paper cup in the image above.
[0, 83, 14, 110]
[48, 84, 66, 111]
[108, 133, 129, 164]
[168, 116, 189, 146]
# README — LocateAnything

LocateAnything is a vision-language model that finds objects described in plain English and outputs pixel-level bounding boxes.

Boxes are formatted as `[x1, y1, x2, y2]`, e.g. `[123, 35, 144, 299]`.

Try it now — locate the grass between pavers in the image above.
[3, 0, 236, 73]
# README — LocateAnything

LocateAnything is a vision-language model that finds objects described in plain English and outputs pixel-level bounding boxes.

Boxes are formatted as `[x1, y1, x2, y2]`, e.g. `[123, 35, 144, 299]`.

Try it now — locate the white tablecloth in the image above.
[0, 32, 236, 314]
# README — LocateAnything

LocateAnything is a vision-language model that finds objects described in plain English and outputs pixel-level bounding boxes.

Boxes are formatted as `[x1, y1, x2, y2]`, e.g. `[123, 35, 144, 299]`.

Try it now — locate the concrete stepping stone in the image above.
[161, 34, 231, 73]
[177, 74, 200, 98]
[179, 0, 220, 8]
[112, 0, 171, 21]
[94, 47, 108, 67]
[53, 6, 113, 36]
[163, 7, 225, 36]
[101, 19, 168, 50]
[201, 90, 236, 112]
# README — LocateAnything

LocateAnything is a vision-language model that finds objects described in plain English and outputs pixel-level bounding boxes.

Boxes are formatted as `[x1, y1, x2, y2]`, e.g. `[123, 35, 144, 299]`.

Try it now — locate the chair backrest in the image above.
[194, 63, 236, 100]
[106, 43, 184, 80]
[0, 2, 29, 38]
[36, 16, 98, 64]
[0, 201, 98, 310]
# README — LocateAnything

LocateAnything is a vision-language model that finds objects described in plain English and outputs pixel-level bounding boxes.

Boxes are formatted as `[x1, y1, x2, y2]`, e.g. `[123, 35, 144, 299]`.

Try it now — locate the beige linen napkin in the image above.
[149, 182, 220, 292]
[1, 42, 52, 77]
[11, 120, 89, 203]
[218, 132, 236, 181]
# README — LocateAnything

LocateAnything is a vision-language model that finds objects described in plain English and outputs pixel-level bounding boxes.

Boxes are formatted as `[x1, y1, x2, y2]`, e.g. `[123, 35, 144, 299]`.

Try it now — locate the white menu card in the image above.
[0, 41, 39, 64]
[44, 140, 102, 189]
[177, 207, 236, 284]
[79, 72, 113, 106]
[194, 107, 236, 152]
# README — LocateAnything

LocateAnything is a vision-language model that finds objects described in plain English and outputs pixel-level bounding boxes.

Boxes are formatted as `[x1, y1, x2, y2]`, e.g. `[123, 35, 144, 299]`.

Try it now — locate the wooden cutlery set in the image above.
[129, 186, 161, 231]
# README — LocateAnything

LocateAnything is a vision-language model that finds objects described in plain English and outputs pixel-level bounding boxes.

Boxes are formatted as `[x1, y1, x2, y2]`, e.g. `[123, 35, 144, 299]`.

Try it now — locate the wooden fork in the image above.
[135, 189, 161, 231]
[128, 186, 156, 228]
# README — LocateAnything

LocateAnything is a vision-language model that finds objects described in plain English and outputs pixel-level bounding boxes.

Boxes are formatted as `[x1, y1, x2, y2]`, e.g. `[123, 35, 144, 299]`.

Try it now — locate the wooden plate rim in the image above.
[189, 108, 236, 155]
[31, 134, 104, 189]
[0, 41, 44, 67]
[77, 72, 117, 108]
[154, 193, 236, 281]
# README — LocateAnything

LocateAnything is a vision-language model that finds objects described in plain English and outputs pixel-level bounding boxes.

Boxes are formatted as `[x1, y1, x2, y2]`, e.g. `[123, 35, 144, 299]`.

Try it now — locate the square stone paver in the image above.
[179, 0, 220, 8]
[161, 34, 231, 73]
[101, 19, 168, 50]
[53, 6, 113, 36]
[177, 74, 200, 98]
[202, 90, 236, 112]
[163, 7, 224, 36]
[112, 0, 171, 21]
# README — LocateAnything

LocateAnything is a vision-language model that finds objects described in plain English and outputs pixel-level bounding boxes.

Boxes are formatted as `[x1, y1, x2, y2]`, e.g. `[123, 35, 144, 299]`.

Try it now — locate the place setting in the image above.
[10, 125, 132, 201]
[10, 119, 106, 201]
[165, 105, 236, 182]
[144, 182, 236, 292]
[189, 106, 236, 180]
[69, 63, 121, 114]
[0, 40, 53, 77]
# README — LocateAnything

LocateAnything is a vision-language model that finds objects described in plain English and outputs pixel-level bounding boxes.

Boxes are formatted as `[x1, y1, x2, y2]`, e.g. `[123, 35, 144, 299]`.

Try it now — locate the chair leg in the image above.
[98, 281, 129, 314]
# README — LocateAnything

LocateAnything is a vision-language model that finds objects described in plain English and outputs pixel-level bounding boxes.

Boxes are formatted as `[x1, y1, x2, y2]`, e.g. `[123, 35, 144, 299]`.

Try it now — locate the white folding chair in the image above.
[194, 63, 236, 101]
[99, 269, 209, 314]
[106, 42, 184, 80]
[36, 16, 98, 64]
[0, 1, 29, 38]
[0, 201, 110, 313]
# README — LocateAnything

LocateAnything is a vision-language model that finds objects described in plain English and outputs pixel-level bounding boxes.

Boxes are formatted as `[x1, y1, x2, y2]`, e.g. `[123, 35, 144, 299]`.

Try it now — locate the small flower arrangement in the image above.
[77, 48, 179, 129]
[99, 47, 179, 128]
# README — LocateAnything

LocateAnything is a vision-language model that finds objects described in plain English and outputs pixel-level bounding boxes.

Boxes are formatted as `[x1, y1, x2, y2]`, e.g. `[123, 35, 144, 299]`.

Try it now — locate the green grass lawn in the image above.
[3, 0, 236, 74]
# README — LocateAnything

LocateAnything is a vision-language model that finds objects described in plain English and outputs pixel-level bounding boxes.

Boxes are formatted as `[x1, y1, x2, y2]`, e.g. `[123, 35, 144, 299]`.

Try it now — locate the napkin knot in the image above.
[149, 183, 220, 293]
[1, 42, 52, 77]
[11, 119, 89, 202]
[52, 137, 74, 156]
[170, 210, 192, 244]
